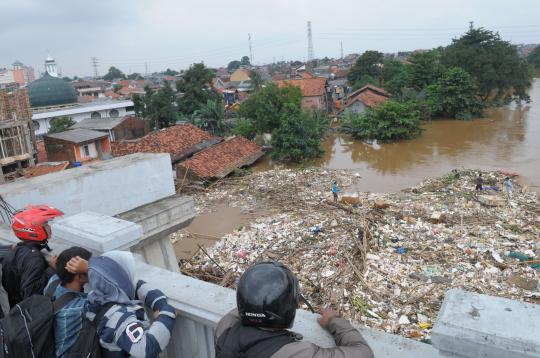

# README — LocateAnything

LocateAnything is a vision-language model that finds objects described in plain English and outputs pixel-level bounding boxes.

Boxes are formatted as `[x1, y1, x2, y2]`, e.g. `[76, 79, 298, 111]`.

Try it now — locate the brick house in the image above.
[275, 77, 329, 111]
[44, 128, 111, 163]
[343, 84, 390, 114]
[72, 116, 149, 142]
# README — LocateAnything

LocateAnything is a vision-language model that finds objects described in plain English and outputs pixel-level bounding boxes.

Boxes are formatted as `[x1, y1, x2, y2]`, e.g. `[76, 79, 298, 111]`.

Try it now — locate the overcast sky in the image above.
[1, 0, 539, 77]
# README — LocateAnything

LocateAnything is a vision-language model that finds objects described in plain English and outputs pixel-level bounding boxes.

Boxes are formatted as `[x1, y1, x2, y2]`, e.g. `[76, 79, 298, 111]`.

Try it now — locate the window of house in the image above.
[91, 111, 101, 119]
[109, 109, 119, 117]
[83, 144, 90, 157]
[32, 120, 40, 130]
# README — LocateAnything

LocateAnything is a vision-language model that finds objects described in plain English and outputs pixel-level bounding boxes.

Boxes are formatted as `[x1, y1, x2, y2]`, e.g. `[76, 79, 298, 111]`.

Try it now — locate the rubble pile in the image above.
[179, 169, 539, 340]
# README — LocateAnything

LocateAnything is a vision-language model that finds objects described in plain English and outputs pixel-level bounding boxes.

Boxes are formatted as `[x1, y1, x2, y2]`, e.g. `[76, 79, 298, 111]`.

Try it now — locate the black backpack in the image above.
[0, 281, 76, 358]
[67, 302, 114, 358]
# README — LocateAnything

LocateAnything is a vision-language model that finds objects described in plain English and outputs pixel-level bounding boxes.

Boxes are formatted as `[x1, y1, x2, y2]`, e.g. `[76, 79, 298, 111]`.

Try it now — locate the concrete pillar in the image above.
[432, 289, 540, 358]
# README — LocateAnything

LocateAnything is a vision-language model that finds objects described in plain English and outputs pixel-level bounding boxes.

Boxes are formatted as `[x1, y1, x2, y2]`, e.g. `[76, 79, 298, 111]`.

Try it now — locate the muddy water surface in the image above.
[255, 79, 540, 192]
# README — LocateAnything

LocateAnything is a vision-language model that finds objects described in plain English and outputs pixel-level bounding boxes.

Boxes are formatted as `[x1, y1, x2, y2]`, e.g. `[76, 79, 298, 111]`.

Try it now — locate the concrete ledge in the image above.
[0, 153, 175, 221]
[135, 262, 441, 358]
[51, 212, 144, 253]
[116, 195, 195, 248]
[432, 289, 540, 358]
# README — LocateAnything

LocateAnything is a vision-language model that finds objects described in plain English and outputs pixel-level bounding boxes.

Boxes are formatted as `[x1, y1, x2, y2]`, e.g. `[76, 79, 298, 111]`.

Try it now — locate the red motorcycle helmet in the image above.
[11, 205, 64, 242]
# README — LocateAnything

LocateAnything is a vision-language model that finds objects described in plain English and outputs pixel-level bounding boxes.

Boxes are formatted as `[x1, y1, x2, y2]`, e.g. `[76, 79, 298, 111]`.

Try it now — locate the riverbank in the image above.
[177, 168, 539, 340]
[254, 78, 540, 193]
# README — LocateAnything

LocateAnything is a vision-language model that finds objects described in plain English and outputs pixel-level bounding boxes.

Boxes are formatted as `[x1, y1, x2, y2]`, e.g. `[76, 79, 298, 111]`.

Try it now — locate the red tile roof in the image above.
[272, 73, 287, 81]
[111, 124, 221, 162]
[275, 77, 327, 97]
[24, 162, 69, 178]
[179, 136, 263, 179]
[346, 84, 390, 108]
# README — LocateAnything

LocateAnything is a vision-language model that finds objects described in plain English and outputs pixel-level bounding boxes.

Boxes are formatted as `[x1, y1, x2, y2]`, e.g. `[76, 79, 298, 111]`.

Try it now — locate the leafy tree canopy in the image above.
[227, 60, 241, 72]
[127, 73, 143, 80]
[190, 99, 227, 136]
[348, 51, 384, 85]
[176, 63, 218, 116]
[271, 108, 324, 163]
[341, 101, 422, 141]
[527, 45, 540, 69]
[164, 68, 179, 76]
[103, 66, 126, 81]
[239, 83, 301, 133]
[139, 82, 177, 129]
[407, 50, 446, 91]
[441, 27, 532, 102]
[241, 56, 251, 66]
[48, 116, 76, 134]
[426, 67, 484, 119]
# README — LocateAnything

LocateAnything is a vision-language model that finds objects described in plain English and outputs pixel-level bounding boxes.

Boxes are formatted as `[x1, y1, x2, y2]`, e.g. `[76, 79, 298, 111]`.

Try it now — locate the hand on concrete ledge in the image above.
[318, 307, 339, 328]
[66, 256, 88, 274]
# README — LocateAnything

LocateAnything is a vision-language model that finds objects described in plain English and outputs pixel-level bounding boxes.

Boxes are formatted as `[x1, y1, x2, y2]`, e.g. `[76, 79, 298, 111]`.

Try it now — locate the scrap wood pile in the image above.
[179, 168, 540, 340]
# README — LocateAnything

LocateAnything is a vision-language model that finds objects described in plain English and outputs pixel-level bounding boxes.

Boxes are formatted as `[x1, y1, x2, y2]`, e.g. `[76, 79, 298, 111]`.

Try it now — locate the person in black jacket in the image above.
[1, 205, 63, 308]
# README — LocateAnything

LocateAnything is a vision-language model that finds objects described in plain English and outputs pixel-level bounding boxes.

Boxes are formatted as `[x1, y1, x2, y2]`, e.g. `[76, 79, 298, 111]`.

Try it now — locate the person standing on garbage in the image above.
[503, 177, 513, 198]
[332, 181, 340, 203]
[214, 261, 374, 358]
[475, 173, 484, 191]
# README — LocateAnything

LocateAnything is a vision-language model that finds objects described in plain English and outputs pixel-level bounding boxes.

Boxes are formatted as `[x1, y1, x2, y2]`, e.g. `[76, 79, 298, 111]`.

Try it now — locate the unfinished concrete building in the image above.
[0, 88, 35, 183]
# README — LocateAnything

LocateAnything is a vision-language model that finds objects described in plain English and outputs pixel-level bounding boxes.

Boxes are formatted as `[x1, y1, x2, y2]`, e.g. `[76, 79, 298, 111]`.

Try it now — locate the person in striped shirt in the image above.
[66, 251, 177, 358]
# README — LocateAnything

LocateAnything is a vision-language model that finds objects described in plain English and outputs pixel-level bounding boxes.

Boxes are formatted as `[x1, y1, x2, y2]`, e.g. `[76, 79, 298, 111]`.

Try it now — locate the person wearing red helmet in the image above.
[2, 205, 64, 308]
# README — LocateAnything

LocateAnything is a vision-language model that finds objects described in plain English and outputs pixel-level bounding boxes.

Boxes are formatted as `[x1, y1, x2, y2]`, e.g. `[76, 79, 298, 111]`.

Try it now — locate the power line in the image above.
[307, 21, 314, 61]
[91, 57, 99, 79]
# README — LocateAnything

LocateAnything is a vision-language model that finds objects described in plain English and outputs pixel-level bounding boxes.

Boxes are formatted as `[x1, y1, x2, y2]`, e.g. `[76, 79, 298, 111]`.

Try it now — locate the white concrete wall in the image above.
[79, 142, 97, 158]
[0, 153, 175, 222]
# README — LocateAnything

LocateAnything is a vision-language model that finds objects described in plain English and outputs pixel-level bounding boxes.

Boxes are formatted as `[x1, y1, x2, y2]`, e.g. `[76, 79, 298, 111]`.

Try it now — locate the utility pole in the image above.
[248, 33, 254, 64]
[340, 41, 344, 60]
[91, 57, 99, 79]
[307, 21, 314, 62]
[145, 62, 148, 77]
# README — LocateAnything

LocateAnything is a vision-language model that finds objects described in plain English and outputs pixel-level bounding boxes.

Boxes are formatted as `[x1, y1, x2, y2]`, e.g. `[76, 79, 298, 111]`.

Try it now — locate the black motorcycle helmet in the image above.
[237, 261, 299, 329]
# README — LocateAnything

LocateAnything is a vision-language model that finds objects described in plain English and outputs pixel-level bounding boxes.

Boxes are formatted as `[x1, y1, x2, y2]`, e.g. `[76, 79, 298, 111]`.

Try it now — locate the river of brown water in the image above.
[255, 79, 540, 193]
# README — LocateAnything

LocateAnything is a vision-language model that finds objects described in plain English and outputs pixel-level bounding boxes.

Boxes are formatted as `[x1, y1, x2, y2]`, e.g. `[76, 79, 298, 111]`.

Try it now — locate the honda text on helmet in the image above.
[237, 261, 299, 329]
[11, 205, 64, 242]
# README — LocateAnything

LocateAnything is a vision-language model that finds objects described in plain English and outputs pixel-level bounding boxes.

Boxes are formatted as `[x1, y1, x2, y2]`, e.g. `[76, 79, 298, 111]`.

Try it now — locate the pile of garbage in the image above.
[179, 169, 539, 340]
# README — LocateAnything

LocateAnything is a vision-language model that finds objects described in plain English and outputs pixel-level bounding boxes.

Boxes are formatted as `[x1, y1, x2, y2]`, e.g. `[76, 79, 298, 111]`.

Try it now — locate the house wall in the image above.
[301, 95, 325, 110]
[348, 101, 366, 114]
[112, 117, 150, 141]
[44, 137, 77, 162]
[77, 142, 97, 161]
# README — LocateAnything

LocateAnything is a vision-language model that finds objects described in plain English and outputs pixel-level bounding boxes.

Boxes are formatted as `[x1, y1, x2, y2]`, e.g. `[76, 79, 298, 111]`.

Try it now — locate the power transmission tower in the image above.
[307, 21, 314, 62]
[91, 57, 99, 79]
[340, 41, 344, 60]
[248, 33, 254, 64]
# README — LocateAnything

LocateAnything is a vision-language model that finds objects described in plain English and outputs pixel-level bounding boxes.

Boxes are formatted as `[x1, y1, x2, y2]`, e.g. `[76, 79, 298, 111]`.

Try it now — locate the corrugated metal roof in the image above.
[44, 128, 108, 143]
[72, 117, 127, 130]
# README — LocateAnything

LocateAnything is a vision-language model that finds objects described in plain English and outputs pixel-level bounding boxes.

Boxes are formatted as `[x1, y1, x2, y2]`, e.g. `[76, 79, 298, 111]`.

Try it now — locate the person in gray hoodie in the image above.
[214, 261, 374, 358]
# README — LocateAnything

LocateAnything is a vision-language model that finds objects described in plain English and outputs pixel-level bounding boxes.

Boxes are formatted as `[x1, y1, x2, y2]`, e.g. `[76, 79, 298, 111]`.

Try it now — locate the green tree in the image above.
[231, 118, 257, 140]
[426, 67, 483, 119]
[227, 60, 241, 72]
[352, 75, 379, 90]
[127, 73, 143, 80]
[441, 27, 533, 102]
[176, 63, 218, 116]
[48, 116, 76, 134]
[144, 81, 177, 129]
[527, 45, 540, 69]
[62, 76, 72, 82]
[103, 66, 126, 81]
[164, 68, 179, 76]
[381, 59, 404, 85]
[271, 107, 324, 163]
[239, 83, 301, 133]
[407, 50, 445, 91]
[240, 56, 251, 67]
[191, 99, 227, 135]
[348, 51, 384, 85]
[249, 69, 263, 90]
[341, 101, 422, 141]
[132, 93, 145, 117]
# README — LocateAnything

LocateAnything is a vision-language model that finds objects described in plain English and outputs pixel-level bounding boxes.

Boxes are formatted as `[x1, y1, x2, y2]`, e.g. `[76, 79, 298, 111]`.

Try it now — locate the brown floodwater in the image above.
[255, 79, 540, 193]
